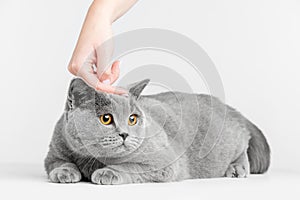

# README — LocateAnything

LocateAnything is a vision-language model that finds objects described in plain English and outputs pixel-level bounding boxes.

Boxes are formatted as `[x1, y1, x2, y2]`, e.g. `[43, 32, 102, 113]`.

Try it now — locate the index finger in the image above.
[79, 66, 127, 95]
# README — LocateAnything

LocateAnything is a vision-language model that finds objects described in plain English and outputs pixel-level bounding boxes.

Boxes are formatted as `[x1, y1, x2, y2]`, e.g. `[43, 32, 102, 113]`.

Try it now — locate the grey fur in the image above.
[44, 78, 270, 184]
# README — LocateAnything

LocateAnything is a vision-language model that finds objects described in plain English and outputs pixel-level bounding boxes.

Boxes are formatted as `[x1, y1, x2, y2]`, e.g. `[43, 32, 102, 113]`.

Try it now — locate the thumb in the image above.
[96, 57, 113, 82]
[98, 67, 112, 83]
[97, 60, 120, 84]
[96, 52, 112, 82]
[96, 40, 114, 83]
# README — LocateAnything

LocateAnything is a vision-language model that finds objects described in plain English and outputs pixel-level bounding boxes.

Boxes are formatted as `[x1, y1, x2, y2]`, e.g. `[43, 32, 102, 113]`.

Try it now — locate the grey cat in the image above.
[45, 78, 270, 184]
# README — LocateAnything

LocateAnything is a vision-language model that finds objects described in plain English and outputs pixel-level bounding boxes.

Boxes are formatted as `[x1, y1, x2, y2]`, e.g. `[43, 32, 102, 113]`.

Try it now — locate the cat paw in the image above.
[225, 164, 247, 178]
[49, 166, 82, 183]
[91, 168, 125, 185]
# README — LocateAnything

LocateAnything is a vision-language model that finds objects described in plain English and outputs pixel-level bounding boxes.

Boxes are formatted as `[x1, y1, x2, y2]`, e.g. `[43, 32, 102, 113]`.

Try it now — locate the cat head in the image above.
[64, 78, 150, 160]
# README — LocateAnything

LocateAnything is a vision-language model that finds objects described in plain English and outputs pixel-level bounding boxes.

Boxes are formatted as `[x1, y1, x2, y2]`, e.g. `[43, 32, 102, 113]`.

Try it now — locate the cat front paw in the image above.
[225, 164, 247, 178]
[91, 168, 127, 185]
[49, 166, 82, 183]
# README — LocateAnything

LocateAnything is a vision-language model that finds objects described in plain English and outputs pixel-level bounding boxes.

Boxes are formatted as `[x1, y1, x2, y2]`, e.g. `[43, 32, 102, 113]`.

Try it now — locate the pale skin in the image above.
[68, 0, 138, 94]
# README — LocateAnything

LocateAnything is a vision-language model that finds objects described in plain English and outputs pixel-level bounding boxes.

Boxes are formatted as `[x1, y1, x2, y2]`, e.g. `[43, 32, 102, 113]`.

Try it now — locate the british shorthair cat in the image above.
[45, 78, 270, 184]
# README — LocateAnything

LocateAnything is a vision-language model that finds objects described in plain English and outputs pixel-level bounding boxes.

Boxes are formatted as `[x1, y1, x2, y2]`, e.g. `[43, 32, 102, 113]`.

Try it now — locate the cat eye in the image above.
[128, 114, 138, 126]
[99, 114, 113, 125]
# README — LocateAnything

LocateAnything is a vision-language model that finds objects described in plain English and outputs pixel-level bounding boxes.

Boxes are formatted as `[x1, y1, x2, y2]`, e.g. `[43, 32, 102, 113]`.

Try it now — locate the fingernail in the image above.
[116, 87, 128, 94]
[121, 93, 129, 97]
[102, 79, 110, 85]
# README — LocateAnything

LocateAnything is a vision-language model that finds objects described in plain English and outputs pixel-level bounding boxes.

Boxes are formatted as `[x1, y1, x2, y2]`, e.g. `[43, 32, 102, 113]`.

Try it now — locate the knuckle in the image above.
[68, 62, 80, 74]
[99, 72, 110, 78]
[95, 84, 103, 91]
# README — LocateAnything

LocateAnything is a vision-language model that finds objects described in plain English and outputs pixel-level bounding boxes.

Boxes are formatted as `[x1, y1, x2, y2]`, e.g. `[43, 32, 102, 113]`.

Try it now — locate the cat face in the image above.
[64, 78, 150, 160]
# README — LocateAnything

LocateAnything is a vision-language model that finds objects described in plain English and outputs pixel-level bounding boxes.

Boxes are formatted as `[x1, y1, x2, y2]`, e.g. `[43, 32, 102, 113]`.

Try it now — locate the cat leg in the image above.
[45, 157, 82, 183]
[225, 150, 250, 178]
[91, 164, 175, 185]
[48, 161, 82, 183]
[91, 167, 128, 185]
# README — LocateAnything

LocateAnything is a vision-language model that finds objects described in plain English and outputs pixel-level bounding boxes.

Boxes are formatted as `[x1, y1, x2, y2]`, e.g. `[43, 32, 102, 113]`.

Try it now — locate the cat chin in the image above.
[110, 144, 137, 155]
[80, 144, 137, 159]
[67, 136, 142, 160]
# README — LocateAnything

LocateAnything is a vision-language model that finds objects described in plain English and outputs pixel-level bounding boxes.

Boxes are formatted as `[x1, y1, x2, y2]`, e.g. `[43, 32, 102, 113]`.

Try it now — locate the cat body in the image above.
[45, 79, 270, 184]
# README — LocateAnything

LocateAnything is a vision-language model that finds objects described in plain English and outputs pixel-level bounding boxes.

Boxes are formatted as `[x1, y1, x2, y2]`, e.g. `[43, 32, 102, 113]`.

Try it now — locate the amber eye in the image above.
[128, 114, 138, 126]
[99, 114, 113, 125]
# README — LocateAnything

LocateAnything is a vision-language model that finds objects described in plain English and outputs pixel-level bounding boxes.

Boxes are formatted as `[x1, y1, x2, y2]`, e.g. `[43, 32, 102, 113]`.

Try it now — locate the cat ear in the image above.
[65, 78, 94, 110]
[128, 79, 150, 100]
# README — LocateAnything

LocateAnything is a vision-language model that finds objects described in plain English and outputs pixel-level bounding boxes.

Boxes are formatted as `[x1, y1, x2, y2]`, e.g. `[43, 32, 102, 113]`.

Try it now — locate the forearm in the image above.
[72, 0, 137, 59]
[90, 0, 138, 23]
[44, 146, 72, 174]
[45, 157, 75, 175]
[45, 147, 82, 183]
[91, 163, 176, 184]
[68, 0, 137, 93]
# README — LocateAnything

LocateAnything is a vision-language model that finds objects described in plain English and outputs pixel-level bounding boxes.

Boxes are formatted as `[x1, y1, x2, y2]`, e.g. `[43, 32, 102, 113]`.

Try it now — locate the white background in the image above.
[0, 0, 299, 199]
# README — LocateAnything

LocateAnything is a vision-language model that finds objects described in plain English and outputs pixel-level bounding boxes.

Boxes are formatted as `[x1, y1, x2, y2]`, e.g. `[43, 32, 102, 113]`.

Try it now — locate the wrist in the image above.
[89, 0, 115, 24]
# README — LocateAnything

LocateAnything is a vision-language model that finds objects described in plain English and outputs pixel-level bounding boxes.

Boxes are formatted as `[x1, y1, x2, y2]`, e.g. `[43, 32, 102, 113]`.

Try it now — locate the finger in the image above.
[109, 60, 120, 84]
[68, 49, 96, 77]
[96, 43, 113, 81]
[98, 68, 112, 83]
[96, 80, 127, 95]
[79, 67, 127, 95]
[97, 60, 119, 84]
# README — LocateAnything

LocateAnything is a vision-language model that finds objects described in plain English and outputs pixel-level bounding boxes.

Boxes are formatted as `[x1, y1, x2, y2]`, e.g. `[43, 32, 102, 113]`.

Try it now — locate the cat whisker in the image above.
[126, 141, 139, 147]
[128, 138, 140, 143]
[100, 141, 123, 149]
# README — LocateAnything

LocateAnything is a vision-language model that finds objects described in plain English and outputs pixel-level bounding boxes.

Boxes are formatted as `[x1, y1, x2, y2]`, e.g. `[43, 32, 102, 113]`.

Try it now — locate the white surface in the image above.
[0, 163, 299, 200]
[0, 0, 299, 169]
[0, 0, 300, 198]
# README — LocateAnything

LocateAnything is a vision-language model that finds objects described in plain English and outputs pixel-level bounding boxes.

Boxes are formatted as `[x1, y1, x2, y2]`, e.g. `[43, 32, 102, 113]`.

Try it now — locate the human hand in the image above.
[68, 0, 137, 94]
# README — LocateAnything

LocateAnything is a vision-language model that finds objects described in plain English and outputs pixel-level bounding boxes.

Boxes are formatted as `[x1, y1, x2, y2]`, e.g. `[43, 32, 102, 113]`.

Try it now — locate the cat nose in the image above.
[119, 133, 129, 141]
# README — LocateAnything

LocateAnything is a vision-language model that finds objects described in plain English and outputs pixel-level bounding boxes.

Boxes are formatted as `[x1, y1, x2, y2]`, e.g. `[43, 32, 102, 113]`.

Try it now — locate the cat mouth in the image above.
[118, 142, 128, 148]
[98, 137, 141, 152]
[109, 144, 128, 154]
[114, 141, 135, 151]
